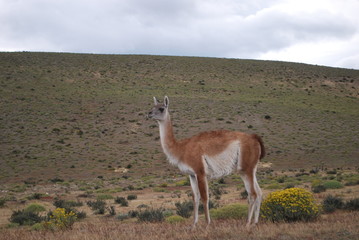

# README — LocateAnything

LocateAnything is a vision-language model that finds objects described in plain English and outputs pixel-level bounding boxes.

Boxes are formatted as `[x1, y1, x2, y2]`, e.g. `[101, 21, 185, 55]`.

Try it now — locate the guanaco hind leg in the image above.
[239, 171, 261, 228]
[197, 174, 210, 226]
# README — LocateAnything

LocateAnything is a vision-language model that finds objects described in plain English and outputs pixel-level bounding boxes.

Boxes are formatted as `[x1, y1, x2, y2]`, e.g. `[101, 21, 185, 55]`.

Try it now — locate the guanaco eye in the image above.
[159, 107, 165, 113]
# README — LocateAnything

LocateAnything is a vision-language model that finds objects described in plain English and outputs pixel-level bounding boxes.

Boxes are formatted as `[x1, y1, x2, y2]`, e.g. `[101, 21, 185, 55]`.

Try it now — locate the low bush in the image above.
[210, 204, 247, 220]
[114, 197, 128, 207]
[9, 209, 44, 226]
[117, 213, 130, 221]
[322, 195, 344, 213]
[175, 201, 193, 218]
[53, 199, 83, 210]
[107, 206, 116, 216]
[25, 203, 46, 213]
[0, 198, 6, 208]
[127, 194, 137, 200]
[284, 183, 295, 189]
[165, 215, 186, 224]
[27, 193, 44, 200]
[323, 180, 343, 189]
[240, 190, 248, 199]
[75, 210, 87, 219]
[87, 200, 106, 214]
[175, 200, 217, 218]
[265, 183, 282, 190]
[175, 178, 190, 186]
[210, 183, 226, 200]
[137, 208, 165, 222]
[261, 188, 320, 222]
[31, 222, 45, 231]
[343, 198, 359, 211]
[97, 194, 113, 200]
[312, 184, 326, 193]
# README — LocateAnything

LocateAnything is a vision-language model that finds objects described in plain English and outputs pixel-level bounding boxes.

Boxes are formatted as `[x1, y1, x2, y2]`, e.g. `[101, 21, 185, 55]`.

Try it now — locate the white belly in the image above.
[203, 141, 241, 179]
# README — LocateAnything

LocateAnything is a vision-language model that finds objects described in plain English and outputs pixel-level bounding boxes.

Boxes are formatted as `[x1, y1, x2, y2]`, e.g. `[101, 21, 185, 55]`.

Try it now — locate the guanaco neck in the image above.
[158, 114, 178, 158]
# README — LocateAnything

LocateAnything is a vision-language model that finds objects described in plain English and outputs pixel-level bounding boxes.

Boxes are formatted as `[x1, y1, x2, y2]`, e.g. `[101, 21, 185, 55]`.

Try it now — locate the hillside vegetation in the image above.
[0, 52, 358, 184]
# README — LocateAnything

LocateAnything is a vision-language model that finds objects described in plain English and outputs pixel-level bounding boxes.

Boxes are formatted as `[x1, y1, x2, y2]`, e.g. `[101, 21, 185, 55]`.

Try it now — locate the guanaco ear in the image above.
[164, 96, 169, 108]
[153, 97, 158, 105]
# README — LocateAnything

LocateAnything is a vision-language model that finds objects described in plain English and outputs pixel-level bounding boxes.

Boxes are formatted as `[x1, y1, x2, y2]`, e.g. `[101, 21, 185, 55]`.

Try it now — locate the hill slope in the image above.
[0, 52, 358, 184]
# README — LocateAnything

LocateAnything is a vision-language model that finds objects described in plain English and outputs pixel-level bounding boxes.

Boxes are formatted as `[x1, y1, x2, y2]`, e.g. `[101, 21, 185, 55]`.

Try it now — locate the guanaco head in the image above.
[147, 96, 169, 121]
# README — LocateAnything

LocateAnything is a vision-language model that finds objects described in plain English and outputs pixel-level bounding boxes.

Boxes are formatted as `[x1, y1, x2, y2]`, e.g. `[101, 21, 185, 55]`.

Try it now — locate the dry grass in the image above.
[1, 211, 358, 240]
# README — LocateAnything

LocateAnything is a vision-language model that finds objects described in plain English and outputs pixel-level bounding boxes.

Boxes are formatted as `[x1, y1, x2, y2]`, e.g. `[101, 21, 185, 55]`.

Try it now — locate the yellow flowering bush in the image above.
[43, 208, 77, 230]
[261, 188, 319, 222]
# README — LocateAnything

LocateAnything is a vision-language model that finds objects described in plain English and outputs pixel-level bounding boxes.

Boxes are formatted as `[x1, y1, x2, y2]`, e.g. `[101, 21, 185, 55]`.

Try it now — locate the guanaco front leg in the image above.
[189, 174, 200, 228]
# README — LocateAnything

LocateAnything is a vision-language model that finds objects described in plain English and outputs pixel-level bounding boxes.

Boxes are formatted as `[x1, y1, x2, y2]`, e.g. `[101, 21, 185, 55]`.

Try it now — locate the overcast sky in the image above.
[1, 0, 358, 69]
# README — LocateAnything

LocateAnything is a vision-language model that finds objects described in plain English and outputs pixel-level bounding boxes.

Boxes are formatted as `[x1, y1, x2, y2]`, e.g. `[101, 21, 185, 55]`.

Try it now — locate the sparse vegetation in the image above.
[0, 53, 358, 239]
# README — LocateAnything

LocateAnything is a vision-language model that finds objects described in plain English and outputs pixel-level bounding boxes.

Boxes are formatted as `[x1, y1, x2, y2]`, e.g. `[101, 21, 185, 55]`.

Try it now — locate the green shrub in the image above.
[210, 204, 247, 220]
[210, 183, 226, 200]
[75, 210, 87, 219]
[323, 180, 343, 189]
[240, 190, 248, 199]
[261, 188, 320, 222]
[128, 210, 139, 218]
[117, 213, 130, 221]
[343, 198, 359, 211]
[31, 222, 45, 231]
[277, 176, 286, 183]
[9, 209, 44, 226]
[165, 215, 186, 224]
[312, 184, 326, 193]
[322, 195, 344, 213]
[6, 223, 20, 228]
[27, 193, 44, 200]
[137, 208, 165, 222]
[175, 200, 217, 218]
[87, 200, 106, 214]
[0, 198, 6, 208]
[25, 203, 46, 213]
[53, 199, 83, 210]
[326, 169, 337, 174]
[265, 183, 282, 190]
[107, 206, 116, 216]
[127, 194, 137, 200]
[114, 197, 129, 207]
[284, 183, 295, 189]
[175, 178, 190, 186]
[97, 194, 113, 200]
[175, 201, 193, 218]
